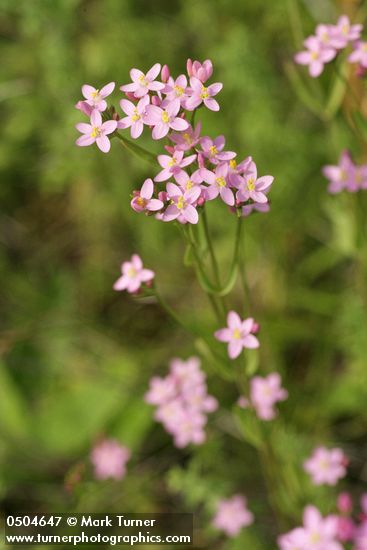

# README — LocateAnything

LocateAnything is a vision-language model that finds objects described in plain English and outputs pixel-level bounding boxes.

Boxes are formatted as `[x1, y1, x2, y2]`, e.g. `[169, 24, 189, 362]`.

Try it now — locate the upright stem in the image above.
[202, 206, 221, 287]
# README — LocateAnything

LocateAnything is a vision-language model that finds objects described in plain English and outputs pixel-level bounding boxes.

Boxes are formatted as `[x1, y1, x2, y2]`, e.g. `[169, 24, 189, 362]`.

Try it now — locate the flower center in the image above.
[310, 51, 319, 60]
[139, 75, 149, 87]
[230, 159, 237, 170]
[136, 197, 147, 207]
[342, 23, 349, 35]
[310, 532, 321, 544]
[161, 111, 170, 123]
[127, 267, 137, 278]
[216, 176, 226, 188]
[363, 43, 367, 52]
[183, 132, 192, 143]
[174, 85, 184, 96]
[132, 108, 141, 122]
[247, 177, 255, 191]
[91, 89, 101, 102]
[186, 180, 193, 190]
[209, 145, 218, 156]
[321, 32, 329, 42]
[91, 126, 102, 138]
[168, 157, 177, 167]
[232, 328, 241, 339]
[201, 86, 209, 99]
[177, 196, 186, 210]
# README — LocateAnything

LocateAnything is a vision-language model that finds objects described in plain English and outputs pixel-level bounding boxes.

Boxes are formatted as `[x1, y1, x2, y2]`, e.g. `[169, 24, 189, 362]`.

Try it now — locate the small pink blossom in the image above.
[118, 95, 150, 139]
[174, 169, 204, 193]
[236, 165, 274, 204]
[163, 183, 201, 224]
[349, 41, 367, 68]
[332, 15, 362, 49]
[81, 82, 115, 112]
[75, 100, 94, 117]
[131, 179, 164, 213]
[337, 492, 353, 514]
[154, 150, 196, 182]
[241, 202, 270, 217]
[337, 516, 355, 542]
[200, 135, 236, 164]
[120, 63, 165, 98]
[170, 122, 202, 151]
[161, 64, 170, 83]
[322, 150, 358, 193]
[214, 311, 259, 359]
[201, 163, 235, 206]
[113, 254, 155, 293]
[164, 74, 189, 106]
[186, 77, 222, 111]
[250, 373, 288, 420]
[295, 36, 336, 77]
[227, 156, 253, 187]
[304, 446, 347, 486]
[144, 99, 189, 140]
[212, 495, 254, 537]
[75, 110, 117, 153]
[186, 59, 213, 82]
[90, 439, 130, 481]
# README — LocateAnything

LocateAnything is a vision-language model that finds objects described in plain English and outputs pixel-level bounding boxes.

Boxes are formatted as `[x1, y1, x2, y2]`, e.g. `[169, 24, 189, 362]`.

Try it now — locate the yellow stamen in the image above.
[186, 180, 193, 190]
[209, 145, 218, 157]
[132, 108, 141, 122]
[168, 157, 177, 167]
[216, 176, 226, 187]
[200, 86, 209, 99]
[162, 111, 170, 123]
[139, 74, 149, 87]
[91, 89, 100, 100]
[232, 328, 241, 339]
[127, 267, 137, 278]
[177, 196, 185, 210]
[247, 177, 255, 191]
[310, 51, 318, 60]
[230, 159, 237, 170]
[136, 197, 147, 207]
[183, 132, 192, 143]
[90, 127, 101, 138]
[174, 85, 184, 96]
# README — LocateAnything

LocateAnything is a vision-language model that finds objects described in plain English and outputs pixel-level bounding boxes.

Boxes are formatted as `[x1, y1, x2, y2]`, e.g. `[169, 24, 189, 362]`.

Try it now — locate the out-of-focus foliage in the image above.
[1, 0, 367, 548]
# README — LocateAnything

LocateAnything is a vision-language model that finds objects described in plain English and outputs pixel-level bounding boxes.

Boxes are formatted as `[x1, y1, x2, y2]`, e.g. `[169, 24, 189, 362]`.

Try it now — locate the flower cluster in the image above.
[335, 492, 367, 546]
[113, 254, 155, 294]
[212, 495, 254, 537]
[278, 505, 343, 550]
[322, 150, 367, 194]
[304, 446, 348, 486]
[90, 438, 131, 481]
[238, 372, 288, 420]
[145, 356, 218, 448]
[294, 15, 363, 77]
[75, 59, 275, 223]
[214, 311, 260, 359]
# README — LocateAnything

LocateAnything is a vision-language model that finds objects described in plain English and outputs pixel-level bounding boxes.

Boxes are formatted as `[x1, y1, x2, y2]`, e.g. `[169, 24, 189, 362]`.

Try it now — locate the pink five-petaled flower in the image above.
[349, 41, 367, 68]
[90, 439, 130, 481]
[170, 122, 202, 151]
[118, 95, 150, 139]
[278, 506, 343, 550]
[163, 183, 200, 224]
[200, 135, 236, 165]
[212, 495, 254, 538]
[120, 63, 165, 98]
[304, 446, 347, 486]
[250, 373, 288, 420]
[186, 77, 222, 111]
[322, 150, 357, 193]
[332, 15, 362, 49]
[81, 82, 115, 112]
[131, 179, 164, 213]
[113, 254, 155, 294]
[295, 36, 336, 77]
[215, 311, 259, 359]
[75, 110, 117, 153]
[202, 163, 235, 206]
[164, 74, 189, 106]
[236, 165, 274, 204]
[154, 150, 196, 182]
[186, 59, 213, 82]
[144, 98, 189, 140]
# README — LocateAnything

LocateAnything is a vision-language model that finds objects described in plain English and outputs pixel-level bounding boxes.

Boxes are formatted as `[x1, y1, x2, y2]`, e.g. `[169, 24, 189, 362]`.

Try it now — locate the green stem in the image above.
[114, 131, 157, 165]
[202, 206, 221, 287]
[153, 285, 195, 335]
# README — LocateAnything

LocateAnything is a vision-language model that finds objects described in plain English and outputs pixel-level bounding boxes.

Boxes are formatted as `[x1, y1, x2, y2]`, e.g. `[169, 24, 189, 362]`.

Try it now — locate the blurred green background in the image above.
[1, 0, 367, 548]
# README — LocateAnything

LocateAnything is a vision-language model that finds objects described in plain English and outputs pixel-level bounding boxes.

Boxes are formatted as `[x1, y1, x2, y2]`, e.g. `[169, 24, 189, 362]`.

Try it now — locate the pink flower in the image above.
[354, 522, 367, 550]
[164, 74, 189, 106]
[186, 59, 213, 82]
[212, 495, 254, 537]
[250, 373, 288, 420]
[349, 41, 367, 68]
[90, 439, 130, 480]
[202, 163, 235, 206]
[113, 254, 155, 293]
[75, 100, 94, 117]
[315, 24, 340, 50]
[337, 516, 355, 542]
[154, 150, 196, 182]
[241, 202, 270, 217]
[81, 82, 115, 112]
[322, 150, 358, 193]
[131, 179, 164, 213]
[304, 447, 347, 486]
[120, 63, 165, 98]
[331, 15, 362, 49]
[145, 356, 217, 448]
[337, 492, 353, 514]
[214, 311, 259, 359]
[186, 77, 222, 111]
[279, 506, 343, 550]
[163, 183, 201, 224]
[75, 110, 117, 153]
[227, 156, 253, 187]
[295, 36, 336, 77]
[236, 165, 274, 204]
[170, 122, 202, 151]
[144, 99, 189, 140]
[118, 95, 150, 139]
[174, 169, 204, 193]
[200, 135, 236, 164]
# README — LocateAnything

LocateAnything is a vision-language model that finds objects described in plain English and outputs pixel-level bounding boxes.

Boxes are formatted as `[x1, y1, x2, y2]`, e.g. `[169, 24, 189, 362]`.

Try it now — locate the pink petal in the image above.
[256, 176, 274, 191]
[120, 99, 135, 115]
[167, 182, 182, 198]
[148, 81, 165, 91]
[220, 187, 235, 206]
[146, 63, 161, 81]
[100, 81, 115, 97]
[228, 311, 241, 328]
[81, 84, 95, 100]
[214, 328, 232, 342]
[113, 275, 128, 291]
[166, 98, 180, 117]
[242, 334, 259, 349]
[141, 178, 154, 199]
[152, 122, 169, 140]
[131, 255, 143, 270]
[130, 68, 144, 82]
[251, 191, 267, 204]
[228, 339, 243, 359]
[131, 120, 144, 138]
[163, 204, 180, 221]
[183, 204, 198, 224]
[309, 61, 323, 78]
[185, 96, 202, 111]
[208, 82, 223, 95]
[102, 120, 117, 135]
[157, 154, 171, 168]
[294, 51, 311, 65]
[96, 135, 111, 153]
[189, 77, 203, 92]
[147, 199, 164, 211]
[120, 82, 138, 92]
[91, 110, 102, 127]
[140, 269, 155, 282]
[204, 98, 220, 111]
[144, 105, 162, 125]
[76, 135, 95, 147]
[76, 123, 92, 134]
[170, 117, 189, 131]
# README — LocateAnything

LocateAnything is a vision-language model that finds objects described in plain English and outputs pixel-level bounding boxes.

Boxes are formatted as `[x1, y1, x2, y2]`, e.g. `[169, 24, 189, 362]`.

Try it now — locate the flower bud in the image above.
[337, 492, 353, 514]
[161, 64, 170, 83]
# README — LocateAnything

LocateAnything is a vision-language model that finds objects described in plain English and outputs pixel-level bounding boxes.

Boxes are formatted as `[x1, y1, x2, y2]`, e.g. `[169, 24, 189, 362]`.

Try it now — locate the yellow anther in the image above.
[186, 180, 193, 190]
[127, 267, 137, 278]
[247, 177, 255, 191]
[132, 108, 141, 122]
[139, 75, 149, 87]
[230, 159, 237, 170]
[136, 197, 147, 207]
[216, 176, 226, 187]
[209, 145, 218, 156]
[162, 111, 170, 123]
[174, 85, 184, 96]
[183, 133, 191, 143]
[200, 86, 209, 99]
[232, 328, 241, 339]
[168, 157, 177, 167]
[177, 196, 185, 210]
[310, 51, 318, 60]
[90, 127, 101, 138]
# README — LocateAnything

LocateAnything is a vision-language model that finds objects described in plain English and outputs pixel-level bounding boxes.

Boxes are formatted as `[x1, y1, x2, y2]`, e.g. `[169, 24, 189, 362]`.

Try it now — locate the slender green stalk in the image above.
[202, 206, 221, 287]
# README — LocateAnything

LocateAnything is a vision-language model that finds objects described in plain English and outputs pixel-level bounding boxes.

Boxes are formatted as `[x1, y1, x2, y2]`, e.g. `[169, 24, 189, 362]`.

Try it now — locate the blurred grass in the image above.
[1, 0, 367, 548]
